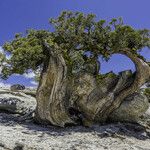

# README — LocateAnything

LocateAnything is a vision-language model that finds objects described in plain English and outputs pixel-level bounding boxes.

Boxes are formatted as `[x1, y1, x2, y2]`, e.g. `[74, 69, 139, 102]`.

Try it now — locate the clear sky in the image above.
[0, 0, 150, 87]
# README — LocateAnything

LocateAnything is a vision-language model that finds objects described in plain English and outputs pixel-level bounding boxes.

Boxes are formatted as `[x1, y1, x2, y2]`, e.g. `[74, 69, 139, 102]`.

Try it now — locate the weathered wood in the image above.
[35, 49, 74, 127]
[94, 49, 150, 121]
[35, 47, 150, 127]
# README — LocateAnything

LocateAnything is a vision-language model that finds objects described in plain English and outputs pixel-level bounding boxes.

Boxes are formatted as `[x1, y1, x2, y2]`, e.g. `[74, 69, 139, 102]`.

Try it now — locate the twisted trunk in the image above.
[94, 49, 150, 121]
[35, 47, 150, 127]
[35, 49, 73, 127]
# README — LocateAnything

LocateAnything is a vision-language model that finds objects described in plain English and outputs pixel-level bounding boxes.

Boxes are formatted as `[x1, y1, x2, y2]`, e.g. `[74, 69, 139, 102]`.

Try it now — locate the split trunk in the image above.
[35, 48, 150, 127]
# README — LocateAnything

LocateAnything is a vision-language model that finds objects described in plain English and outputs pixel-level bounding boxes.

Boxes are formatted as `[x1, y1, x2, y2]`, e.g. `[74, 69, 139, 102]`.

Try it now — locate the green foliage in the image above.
[1, 11, 150, 79]
[50, 11, 150, 58]
[1, 30, 50, 79]
[96, 71, 117, 84]
[144, 88, 150, 97]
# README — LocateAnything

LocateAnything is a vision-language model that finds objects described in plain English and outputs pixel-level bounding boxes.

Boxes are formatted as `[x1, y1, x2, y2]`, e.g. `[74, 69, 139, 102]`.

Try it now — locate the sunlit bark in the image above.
[35, 47, 150, 127]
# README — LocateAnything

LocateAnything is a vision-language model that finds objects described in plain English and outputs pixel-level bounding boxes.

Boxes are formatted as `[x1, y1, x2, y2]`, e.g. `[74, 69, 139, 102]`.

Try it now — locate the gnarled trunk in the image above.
[35, 47, 150, 127]
[93, 49, 150, 122]
[35, 50, 74, 127]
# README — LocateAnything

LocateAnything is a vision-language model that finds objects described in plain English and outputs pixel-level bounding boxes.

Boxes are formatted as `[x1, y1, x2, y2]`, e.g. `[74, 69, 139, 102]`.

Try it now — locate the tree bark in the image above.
[94, 49, 150, 122]
[35, 47, 150, 127]
[35, 49, 74, 127]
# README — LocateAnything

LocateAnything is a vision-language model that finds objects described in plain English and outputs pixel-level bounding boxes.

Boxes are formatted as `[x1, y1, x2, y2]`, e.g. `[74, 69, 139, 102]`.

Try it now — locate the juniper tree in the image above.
[1, 11, 150, 126]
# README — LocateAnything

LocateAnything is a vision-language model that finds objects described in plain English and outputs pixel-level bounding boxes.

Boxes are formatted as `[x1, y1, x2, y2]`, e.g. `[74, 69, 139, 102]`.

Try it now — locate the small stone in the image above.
[10, 84, 25, 91]
[14, 142, 24, 150]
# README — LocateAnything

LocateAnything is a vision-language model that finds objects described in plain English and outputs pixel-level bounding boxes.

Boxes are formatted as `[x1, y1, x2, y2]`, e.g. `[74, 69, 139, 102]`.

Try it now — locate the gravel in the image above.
[0, 113, 150, 150]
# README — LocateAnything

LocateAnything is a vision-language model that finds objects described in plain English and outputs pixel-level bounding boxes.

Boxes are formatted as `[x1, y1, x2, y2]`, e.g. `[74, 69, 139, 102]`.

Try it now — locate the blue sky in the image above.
[0, 0, 150, 87]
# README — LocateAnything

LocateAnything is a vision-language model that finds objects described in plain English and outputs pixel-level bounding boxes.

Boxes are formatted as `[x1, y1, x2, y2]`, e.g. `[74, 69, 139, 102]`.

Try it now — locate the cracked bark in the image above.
[94, 49, 150, 122]
[35, 47, 150, 127]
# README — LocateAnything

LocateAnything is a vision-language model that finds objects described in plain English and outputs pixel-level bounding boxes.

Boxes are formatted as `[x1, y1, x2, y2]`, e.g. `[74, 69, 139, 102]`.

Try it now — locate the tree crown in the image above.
[1, 11, 150, 79]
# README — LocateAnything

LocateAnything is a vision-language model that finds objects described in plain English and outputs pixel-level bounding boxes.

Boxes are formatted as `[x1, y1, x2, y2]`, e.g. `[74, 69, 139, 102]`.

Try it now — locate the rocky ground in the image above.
[0, 86, 150, 150]
[1, 112, 150, 150]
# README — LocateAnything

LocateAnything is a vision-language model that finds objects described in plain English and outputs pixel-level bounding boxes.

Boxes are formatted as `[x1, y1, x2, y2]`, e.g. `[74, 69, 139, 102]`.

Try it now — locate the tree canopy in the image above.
[1, 11, 150, 79]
